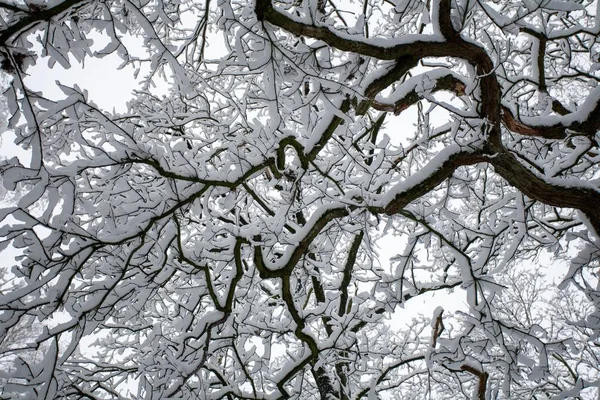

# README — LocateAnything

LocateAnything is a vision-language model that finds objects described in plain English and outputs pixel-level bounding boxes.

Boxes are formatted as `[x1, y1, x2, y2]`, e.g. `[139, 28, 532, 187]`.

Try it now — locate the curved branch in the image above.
[370, 73, 467, 115]
[255, 0, 501, 139]
[355, 354, 426, 399]
[490, 151, 600, 233]
[255, 149, 486, 278]
[501, 103, 600, 140]
[0, 0, 87, 45]
[460, 364, 489, 400]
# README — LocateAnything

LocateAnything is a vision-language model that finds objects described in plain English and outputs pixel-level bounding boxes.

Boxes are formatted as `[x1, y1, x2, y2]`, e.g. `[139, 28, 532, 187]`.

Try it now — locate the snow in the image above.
[380, 143, 463, 207]
[520, 86, 600, 127]
[271, 1, 446, 50]
[376, 68, 469, 105]
[2, 0, 600, 399]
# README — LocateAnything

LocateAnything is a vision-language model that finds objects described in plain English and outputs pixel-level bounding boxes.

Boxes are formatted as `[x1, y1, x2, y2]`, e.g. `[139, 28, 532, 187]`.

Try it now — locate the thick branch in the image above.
[502, 105, 600, 140]
[460, 364, 489, 400]
[438, 0, 460, 41]
[381, 151, 487, 215]
[0, 1, 28, 13]
[338, 231, 364, 317]
[490, 151, 600, 234]
[255, 150, 486, 278]
[255, 0, 501, 140]
[0, 0, 87, 45]
[370, 73, 467, 115]
[356, 56, 418, 114]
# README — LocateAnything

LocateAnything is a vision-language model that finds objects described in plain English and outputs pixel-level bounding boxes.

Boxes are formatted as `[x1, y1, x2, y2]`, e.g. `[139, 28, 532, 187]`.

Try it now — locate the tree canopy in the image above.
[1, 0, 600, 398]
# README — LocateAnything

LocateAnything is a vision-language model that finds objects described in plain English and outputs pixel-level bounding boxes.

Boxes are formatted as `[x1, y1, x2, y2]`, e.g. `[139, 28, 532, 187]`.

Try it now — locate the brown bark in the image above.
[461, 364, 489, 400]
[254, 0, 600, 236]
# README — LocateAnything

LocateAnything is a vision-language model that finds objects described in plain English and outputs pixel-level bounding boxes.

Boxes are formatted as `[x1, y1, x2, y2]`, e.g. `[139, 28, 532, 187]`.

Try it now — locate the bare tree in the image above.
[1, 0, 600, 398]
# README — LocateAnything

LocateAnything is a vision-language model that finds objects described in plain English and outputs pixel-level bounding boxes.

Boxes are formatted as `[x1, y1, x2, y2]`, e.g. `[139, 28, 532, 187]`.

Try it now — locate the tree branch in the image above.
[0, 0, 87, 46]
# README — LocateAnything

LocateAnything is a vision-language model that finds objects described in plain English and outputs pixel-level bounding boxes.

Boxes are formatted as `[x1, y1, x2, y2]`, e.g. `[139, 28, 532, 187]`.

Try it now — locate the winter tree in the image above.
[1, 0, 600, 398]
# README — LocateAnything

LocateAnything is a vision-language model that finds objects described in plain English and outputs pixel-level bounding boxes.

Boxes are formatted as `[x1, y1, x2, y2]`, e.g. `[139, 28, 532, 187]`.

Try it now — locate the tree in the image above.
[0, 0, 600, 398]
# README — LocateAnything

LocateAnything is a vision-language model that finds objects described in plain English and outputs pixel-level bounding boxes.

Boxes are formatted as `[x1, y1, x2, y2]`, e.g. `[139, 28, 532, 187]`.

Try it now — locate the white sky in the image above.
[25, 51, 140, 112]
[0, 37, 554, 323]
[0, 7, 582, 395]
